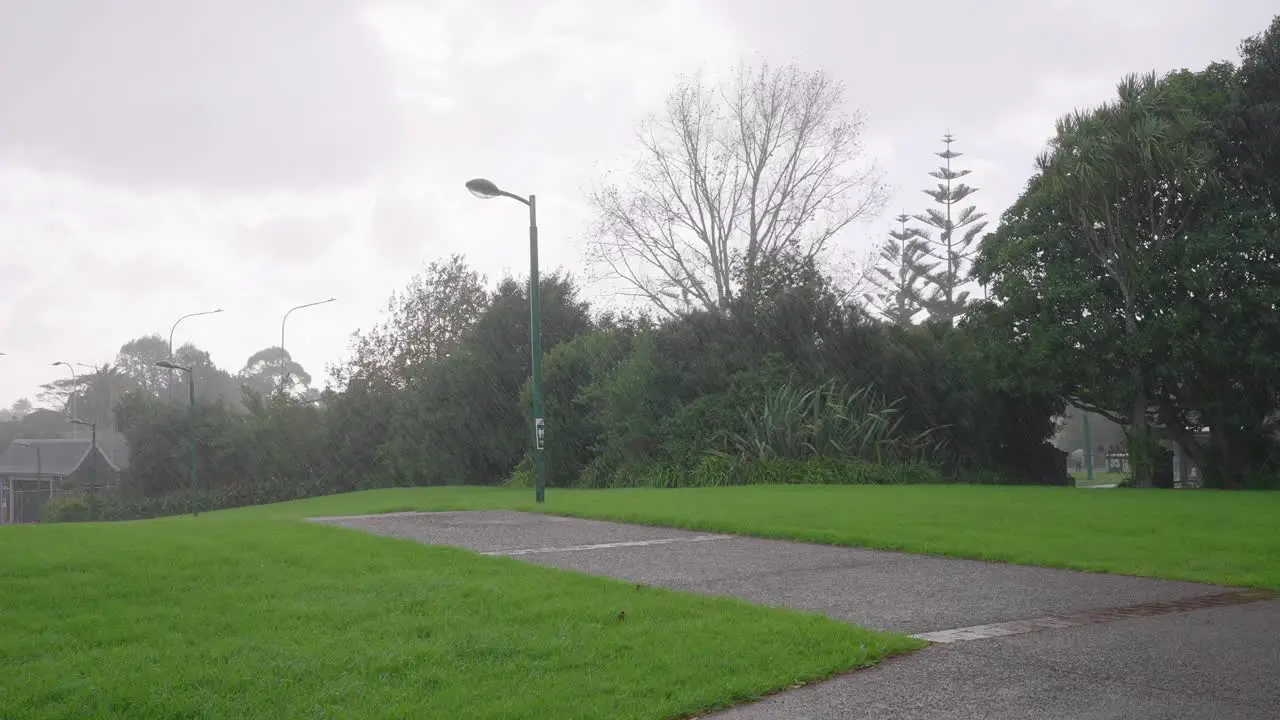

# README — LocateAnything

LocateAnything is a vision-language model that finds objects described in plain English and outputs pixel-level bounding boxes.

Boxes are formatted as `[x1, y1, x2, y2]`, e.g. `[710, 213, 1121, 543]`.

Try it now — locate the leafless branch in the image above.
[585, 60, 885, 316]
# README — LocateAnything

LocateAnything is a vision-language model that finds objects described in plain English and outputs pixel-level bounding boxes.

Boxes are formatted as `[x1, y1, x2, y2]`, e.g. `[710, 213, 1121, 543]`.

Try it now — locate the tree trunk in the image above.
[1129, 385, 1153, 488]
[1158, 398, 1208, 480]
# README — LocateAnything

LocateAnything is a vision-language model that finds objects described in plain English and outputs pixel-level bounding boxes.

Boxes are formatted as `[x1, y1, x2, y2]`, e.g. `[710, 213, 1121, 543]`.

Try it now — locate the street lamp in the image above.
[168, 308, 223, 404]
[465, 177, 545, 504]
[156, 360, 199, 516]
[280, 298, 336, 393]
[13, 441, 42, 522]
[52, 361, 79, 436]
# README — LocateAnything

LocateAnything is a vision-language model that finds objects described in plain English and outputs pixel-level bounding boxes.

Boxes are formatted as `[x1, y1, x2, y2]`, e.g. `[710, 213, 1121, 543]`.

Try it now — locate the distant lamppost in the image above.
[13, 441, 42, 523]
[70, 418, 99, 516]
[52, 361, 79, 435]
[156, 360, 199, 516]
[280, 298, 336, 393]
[464, 177, 545, 504]
[167, 308, 223, 404]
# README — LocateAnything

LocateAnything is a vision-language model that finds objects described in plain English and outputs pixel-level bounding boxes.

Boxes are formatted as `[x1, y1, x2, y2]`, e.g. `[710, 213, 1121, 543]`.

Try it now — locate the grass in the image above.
[1071, 470, 1126, 487]
[0, 516, 920, 719]
[233, 484, 1280, 590]
[10, 483, 1276, 717]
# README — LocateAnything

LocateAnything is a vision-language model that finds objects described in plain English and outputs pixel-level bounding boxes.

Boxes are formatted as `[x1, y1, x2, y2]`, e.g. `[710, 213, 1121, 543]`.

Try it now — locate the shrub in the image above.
[717, 380, 945, 464]
[613, 457, 943, 488]
[41, 497, 94, 523]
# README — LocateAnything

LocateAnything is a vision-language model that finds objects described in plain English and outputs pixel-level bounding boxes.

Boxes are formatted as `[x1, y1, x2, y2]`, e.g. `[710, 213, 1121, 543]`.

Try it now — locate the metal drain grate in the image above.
[912, 590, 1278, 644]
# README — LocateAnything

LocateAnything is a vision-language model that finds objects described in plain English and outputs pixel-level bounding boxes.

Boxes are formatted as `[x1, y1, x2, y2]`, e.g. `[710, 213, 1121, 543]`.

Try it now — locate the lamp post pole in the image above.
[156, 361, 198, 516]
[167, 309, 223, 404]
[280, 298, 336, 394]
[464, 177, 545, 504]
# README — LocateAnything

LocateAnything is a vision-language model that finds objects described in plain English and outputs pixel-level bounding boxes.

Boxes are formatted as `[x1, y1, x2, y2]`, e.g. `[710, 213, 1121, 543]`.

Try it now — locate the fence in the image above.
[0, 480, 120, 525]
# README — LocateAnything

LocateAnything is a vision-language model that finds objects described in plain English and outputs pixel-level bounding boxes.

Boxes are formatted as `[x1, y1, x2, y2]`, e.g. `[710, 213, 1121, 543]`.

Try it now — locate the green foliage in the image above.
[864, 213, 933, 325]
[379, 273, 593, 487]
[40, 496, 94, 523]
[715, 380, 943, 464]
[976, 41, 1280, 488]
[519, 326, 643, 488]
[108, 245, 1066, 518]
[589, 456, 942, 489]
[914, 133, 988, 325]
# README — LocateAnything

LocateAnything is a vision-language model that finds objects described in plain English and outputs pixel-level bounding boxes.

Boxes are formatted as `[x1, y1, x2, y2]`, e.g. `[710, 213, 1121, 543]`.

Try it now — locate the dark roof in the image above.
[0, 439, 119, 476]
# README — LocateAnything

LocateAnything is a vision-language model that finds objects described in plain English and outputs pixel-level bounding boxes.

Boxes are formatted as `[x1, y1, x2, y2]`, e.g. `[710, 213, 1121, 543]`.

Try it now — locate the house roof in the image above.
[0, 439, 119, 476]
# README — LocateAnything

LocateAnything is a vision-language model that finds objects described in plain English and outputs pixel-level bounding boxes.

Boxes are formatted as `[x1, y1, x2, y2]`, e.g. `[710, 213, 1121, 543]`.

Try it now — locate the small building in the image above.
[0, 439, 120, 524]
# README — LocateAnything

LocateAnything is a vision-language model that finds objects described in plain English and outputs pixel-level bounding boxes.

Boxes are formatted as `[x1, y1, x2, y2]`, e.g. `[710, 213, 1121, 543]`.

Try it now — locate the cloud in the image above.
[0, 0, 404, 192]
[367, 188, 445, 264]
[232, 212, 358, 265]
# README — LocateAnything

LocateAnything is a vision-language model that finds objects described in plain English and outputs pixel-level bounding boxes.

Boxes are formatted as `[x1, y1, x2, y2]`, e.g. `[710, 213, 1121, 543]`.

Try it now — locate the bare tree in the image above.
[586, 60, 886, 316]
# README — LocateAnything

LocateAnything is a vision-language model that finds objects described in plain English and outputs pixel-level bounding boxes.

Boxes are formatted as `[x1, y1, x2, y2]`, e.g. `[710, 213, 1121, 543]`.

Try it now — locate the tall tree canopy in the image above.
[586, 60, 885, 316]
[916, 134, 988, 325]
[864, 213, 932, 325]
[976, 45, 1280, 488]
[337, 254, 490, 387]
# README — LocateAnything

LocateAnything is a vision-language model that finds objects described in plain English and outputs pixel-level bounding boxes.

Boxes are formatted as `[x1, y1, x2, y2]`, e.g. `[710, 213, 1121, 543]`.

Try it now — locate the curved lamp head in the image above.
[465, 178, 502, 199]
[155, 360, 190, 372]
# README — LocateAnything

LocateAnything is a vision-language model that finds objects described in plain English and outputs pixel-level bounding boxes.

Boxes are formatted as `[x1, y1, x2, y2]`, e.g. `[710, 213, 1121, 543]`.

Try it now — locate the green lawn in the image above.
[1071, 470, 1126, 487]
[236, 484, 1280, 590]
[9, 484, 1276, 718]
[0, 516, 920, 719]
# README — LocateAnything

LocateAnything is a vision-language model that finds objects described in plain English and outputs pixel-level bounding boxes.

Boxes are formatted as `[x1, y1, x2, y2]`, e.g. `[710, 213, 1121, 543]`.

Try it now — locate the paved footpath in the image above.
[313, 510, 1280, 719]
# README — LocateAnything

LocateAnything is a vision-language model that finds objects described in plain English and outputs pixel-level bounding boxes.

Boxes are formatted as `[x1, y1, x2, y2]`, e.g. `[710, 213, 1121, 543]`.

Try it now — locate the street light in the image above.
[70, 418, 99, 515]
[52, 361, 79, 436]
[13, 441, 42, 522]
[156, 360, 199, 516]
[464, 177, 545, 504]
[168, 308, 223, 404]
[280, 298, 336, 393]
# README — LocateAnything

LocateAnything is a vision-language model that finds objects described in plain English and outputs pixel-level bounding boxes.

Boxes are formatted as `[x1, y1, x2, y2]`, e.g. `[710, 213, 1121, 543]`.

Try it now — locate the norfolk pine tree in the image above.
[916, 133, 988, 325]
[864, 213, 933, 325]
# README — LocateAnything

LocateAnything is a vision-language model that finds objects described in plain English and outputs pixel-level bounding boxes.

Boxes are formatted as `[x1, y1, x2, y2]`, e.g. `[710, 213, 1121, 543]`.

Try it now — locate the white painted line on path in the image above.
[483, 534, 732, 557]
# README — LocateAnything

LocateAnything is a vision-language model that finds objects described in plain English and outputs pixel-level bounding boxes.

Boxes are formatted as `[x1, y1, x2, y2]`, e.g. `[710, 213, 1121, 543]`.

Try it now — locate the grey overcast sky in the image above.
[0, 0, 1275, 407]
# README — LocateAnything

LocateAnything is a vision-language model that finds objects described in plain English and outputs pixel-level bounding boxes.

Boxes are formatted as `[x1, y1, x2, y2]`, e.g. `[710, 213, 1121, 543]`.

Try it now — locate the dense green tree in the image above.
[338, 254, 489, 387]
[8, 398, 33, 417]
[1009, 71, 1216, 486]
[115, 335, 172, 397]
[380, 273, 594, 486]
[977, 48, 1280, 488]
[239, 347, 311, 397]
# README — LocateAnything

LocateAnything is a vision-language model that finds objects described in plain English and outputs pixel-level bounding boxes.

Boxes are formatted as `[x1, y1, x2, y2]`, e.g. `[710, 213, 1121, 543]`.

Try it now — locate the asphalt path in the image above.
[313, 510, 1279, 719]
